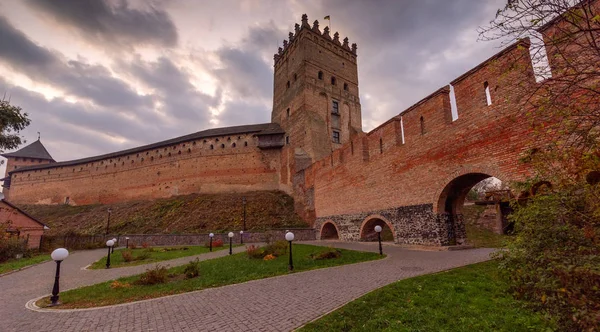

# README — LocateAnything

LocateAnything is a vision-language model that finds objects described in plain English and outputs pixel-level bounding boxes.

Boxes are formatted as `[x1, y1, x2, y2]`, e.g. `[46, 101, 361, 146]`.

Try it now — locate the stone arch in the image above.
[359, 215, 396, 242]
[435, 169, 510, 245]
[320, 221, 339, 240]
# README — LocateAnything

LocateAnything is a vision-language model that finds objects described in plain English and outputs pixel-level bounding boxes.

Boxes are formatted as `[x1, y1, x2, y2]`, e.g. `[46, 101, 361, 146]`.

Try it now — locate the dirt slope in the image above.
[20, 191, 307, 236]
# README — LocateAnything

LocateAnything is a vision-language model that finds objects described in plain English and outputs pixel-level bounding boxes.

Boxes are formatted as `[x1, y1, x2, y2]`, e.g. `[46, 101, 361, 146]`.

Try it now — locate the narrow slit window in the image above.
[332, 131, 340, 144]
[343, 83, 348, 91]
[484, 81, 492, 106]
[420, 116, 425, 135]
[286, 81, 290, 89]
[379, 138, 383, 154]
[332, 100, 339, 114]
[331, 76, 336, 85]
[318, 71, 323, 80]
[286, 108, 290, 119]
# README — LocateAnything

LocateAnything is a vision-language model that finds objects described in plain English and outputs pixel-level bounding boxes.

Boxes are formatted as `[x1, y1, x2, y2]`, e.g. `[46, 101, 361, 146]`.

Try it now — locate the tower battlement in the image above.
[274, 14, 357, 67]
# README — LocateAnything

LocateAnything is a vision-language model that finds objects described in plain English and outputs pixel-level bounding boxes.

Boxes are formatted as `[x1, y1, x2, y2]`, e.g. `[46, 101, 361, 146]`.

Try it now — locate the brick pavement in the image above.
[0, 242, 495, 332]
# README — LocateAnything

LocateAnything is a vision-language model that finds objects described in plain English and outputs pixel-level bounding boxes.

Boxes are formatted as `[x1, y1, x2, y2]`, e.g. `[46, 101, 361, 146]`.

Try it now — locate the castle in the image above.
[1, 11, 581, 246]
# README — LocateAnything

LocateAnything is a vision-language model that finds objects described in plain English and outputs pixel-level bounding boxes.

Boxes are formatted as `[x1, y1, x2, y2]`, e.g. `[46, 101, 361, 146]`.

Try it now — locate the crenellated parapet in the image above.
[273, 13, 357, 66]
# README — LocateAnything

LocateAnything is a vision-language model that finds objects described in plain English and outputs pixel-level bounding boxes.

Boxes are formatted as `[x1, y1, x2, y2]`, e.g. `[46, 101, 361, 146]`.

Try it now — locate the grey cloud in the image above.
[26, 0, 178, 49]
[213, 47, 272, 100]
[0, 16, 152, 109]
[126, 56, 217, 123]
[217, 100, 271, 129]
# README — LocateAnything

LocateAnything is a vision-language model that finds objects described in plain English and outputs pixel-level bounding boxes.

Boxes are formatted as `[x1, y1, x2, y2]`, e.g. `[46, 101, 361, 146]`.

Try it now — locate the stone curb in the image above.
[25, 248, 390, 313]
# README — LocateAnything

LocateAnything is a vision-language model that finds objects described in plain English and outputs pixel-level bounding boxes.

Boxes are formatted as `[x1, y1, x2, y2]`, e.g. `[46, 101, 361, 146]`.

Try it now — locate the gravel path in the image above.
[0, 241, 495, 332]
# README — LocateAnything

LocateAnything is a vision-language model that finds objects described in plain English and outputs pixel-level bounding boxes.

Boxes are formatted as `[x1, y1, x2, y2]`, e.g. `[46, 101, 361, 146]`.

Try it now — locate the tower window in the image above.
[318, 71, 323, 80]
[420, 116, 426, 135]
[286, 136, 290, 145]
[379, 138, 383, 153]
[343, 83, 348, 91]
[293, 73, 297, 81]
[286, 81, 290, 89]
[332, 100, 339, 114]
[331, 76, 336, 85]
[332, 131, 340, 144]
[484, 81, 492, 105]
[286, 108, 290, 119]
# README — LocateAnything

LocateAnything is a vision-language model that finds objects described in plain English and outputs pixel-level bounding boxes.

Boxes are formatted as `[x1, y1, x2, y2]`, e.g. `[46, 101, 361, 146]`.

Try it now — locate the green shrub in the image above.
[0, 237, 26, 262]
[246, 245, 264, 259]
[246, 241, 288, 259]
[135, 250, 151, 261]
[310, 247, 342, 260]
[183, 258, 200, 279]
[135, 265, 169, 285]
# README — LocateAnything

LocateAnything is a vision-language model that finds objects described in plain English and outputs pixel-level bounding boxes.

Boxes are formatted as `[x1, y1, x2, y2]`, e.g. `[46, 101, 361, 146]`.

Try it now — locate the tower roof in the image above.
[1, 139, 55, 161]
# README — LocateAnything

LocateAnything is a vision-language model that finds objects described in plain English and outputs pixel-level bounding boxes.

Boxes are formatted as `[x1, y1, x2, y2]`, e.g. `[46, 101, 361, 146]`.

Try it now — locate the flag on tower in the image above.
[324, 15, 330, 20]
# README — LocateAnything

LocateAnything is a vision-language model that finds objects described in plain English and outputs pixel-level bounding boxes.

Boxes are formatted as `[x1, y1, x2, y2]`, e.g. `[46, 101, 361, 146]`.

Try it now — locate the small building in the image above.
[0, 199, 48, 249]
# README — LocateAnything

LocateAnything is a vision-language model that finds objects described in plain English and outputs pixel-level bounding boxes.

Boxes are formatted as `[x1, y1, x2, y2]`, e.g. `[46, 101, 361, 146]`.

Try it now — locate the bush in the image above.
[498, 185, 600, 330]
[141, 242, 149, 249]
[135, 265, 169, 285]
[130, 243, 137, 249]
[183, 258, 200, 279]
[246, 241, 288, 259]
[0, 237, 26, 263]
[205, 239, 223, 248]
[310, 247, 342, 260]
[121, 250, 134, 262]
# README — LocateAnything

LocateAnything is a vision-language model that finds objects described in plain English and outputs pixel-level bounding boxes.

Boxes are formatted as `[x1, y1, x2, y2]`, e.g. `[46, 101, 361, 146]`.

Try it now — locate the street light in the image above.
[240, 230, 244, 244]
[242, 197, 247, 231]
[209, 233, 214, 252]
[228, 232, 234, 255]
[285, 232, 295, 271]
[106, 240, 114, 269]
[111, 238, 117, 253]
[374, 225, 383, 255]
[105, 208, 112, 235]
[49, 248, 69, 306]
[125, 237, 129, 249]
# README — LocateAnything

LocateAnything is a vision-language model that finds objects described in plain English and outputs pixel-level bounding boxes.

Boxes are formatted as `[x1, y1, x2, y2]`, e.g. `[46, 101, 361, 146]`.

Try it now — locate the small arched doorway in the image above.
[359, 216, 395, 242]
[320, 222, 339, 240]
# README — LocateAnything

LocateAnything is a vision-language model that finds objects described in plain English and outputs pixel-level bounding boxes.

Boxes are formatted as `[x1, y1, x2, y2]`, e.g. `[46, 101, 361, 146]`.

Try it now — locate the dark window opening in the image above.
[187, 148, 191, 153]
[286, 81, 290, 89]
[286, 108, 290, 119]
[420, 116, 425, 135]
[332, 131, 340, 144]
[379, 138, 383, 153]
[232, 143, 236, 148]
[221, 144, 225, 149]
[332, 100, 339, 114]
[343, 83, 348, 91]
[318, 71, 323, 80]
[293, 73, 297, 81]
[65, 197, 70, 204]
[244, 142, 248, 147]
[331, 76, 336, 85]
[178, 151, 181, 155]
[286, 136, 290, 145]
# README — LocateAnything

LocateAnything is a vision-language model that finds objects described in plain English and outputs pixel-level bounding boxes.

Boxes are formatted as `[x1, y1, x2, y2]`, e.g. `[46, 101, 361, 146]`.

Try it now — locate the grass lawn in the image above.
[300, 261, 555, 331]
[465, 224, 508, 248]
[88, 245, 229, 269]
[38, 244, 383, 309]
[0, 254, 52, 275]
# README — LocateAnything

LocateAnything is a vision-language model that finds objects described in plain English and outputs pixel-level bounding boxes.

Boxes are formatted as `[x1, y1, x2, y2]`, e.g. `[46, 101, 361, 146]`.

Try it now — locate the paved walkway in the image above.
[0, 242, 495, 332]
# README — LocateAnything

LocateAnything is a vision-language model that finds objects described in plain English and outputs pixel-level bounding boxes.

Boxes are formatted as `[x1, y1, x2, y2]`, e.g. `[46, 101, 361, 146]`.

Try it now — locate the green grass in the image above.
[38, 244, 383, 308]
[465, 224, 508, 248]
[300, 261, 555, 332]
[88, 245, 228, 269]
[0, 254, 51, 274]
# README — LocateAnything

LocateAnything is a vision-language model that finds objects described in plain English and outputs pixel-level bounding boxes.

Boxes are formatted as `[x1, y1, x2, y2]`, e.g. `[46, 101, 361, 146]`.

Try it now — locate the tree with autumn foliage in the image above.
[0, 99, 31, 163]
[480, 0, 600, 330]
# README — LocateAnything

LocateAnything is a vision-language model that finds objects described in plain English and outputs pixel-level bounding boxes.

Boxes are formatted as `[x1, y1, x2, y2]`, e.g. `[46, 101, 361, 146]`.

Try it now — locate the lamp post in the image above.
[285, 232, 295, 271]
[105, 208, 112, 235]
[242, 197, 247, 231]
[228, 232, 234, 255]
[374, 225, 383, 255]
[49, 248, 69, 306]
[125, 237, 129, 249]
[209, 233, 214, 252]
[106, 239, 114, 269]
[240, 230, 244, 244]
[111, 238, 117, 253]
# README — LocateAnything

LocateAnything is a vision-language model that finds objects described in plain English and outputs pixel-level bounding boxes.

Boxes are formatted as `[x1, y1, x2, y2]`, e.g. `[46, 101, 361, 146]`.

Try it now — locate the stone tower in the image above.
[1, 139, 55, 199]
[271, 14, 362, 171]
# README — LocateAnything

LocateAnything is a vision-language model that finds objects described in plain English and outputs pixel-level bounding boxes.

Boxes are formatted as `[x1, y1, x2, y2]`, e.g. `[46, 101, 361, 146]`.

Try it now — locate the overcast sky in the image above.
[0, 0, 507, 175]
